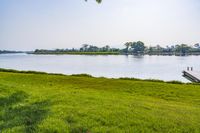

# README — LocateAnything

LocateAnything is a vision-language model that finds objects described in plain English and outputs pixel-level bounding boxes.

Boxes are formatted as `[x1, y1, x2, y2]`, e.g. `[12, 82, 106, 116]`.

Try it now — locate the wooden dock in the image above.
[182, 70, 200, 83]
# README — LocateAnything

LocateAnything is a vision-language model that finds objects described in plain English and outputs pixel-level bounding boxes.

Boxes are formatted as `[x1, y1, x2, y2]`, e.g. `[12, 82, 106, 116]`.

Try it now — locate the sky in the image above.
[0, 0, 200, 50]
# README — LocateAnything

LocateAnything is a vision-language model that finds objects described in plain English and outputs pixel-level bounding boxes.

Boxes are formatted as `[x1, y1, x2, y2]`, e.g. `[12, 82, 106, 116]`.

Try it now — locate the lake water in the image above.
[0, 53, 200, 82]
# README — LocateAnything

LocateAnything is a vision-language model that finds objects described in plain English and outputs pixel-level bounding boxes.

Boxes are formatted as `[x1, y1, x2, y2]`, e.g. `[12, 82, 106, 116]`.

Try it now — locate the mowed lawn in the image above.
[1, 71, 200, 133]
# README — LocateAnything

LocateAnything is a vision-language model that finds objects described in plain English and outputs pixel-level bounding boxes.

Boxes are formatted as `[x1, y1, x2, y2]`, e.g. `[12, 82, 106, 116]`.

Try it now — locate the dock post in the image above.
[187, 67, 189, 71]
[191, 67, 193, 71]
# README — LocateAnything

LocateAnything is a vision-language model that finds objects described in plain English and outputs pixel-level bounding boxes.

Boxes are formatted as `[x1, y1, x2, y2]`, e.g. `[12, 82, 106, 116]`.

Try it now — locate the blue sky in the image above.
[0, 0, 200, 50]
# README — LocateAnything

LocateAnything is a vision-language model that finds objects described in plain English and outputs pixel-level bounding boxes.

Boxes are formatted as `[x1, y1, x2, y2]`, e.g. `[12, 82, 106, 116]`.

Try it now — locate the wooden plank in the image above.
[182, 70, 200, 83]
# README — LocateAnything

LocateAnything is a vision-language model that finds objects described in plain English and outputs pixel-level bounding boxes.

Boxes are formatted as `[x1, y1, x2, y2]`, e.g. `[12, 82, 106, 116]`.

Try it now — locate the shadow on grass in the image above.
[0, 91, 50, 132]
[0, 91, 28, 107]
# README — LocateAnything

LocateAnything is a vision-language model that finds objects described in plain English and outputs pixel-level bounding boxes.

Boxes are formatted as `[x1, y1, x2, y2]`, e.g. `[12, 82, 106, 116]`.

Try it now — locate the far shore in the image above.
[29, 51, 200, 56]
[2, 51, 200, 56]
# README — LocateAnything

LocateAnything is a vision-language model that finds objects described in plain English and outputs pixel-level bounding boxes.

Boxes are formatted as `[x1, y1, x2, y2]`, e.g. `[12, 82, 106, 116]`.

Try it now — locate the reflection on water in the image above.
[1, 53, 200, 82]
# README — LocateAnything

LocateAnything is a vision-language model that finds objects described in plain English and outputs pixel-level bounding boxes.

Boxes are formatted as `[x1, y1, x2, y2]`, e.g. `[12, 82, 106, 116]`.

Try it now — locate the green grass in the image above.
[0, 69, 200, 133]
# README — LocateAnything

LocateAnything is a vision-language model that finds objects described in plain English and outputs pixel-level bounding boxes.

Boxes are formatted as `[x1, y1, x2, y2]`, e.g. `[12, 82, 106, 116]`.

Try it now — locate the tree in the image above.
[81, 44, 89, 51]
[131, 41, 145, 54]
[85, 0, 102, 4]
[101, 45, 110, 52]
[148, 46, 154, 53]
[105, 45, 110, 51]
[124, 42, 132, 53]
[156, 45, 163, 53]
[194, 43, 200, 48]
[175, 44, 191, 55]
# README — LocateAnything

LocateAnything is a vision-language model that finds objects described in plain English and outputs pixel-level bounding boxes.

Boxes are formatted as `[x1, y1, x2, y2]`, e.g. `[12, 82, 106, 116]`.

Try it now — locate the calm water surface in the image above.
[1, 53, 200, 82]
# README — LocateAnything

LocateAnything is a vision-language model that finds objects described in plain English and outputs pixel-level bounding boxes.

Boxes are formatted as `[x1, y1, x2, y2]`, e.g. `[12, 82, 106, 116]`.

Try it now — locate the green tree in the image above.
[82, 44, 89, 52]
[124, 42, 132, 53]
[85, 0, 102, 3]
[95, 0, 102, 3]
[131, 41, 145, 54]
[156, 45, 163, 53]
[175, 44, 191, 54]
[194, 43, 200, 48]
[148, 46, 154, 53]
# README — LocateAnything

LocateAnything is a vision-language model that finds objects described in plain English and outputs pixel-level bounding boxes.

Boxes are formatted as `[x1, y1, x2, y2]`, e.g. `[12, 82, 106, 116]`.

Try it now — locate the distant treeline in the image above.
[33, 45, 121, 55]
[0, 50, 23, 54]
[32, 42, 200, 55]
[124, 42, 200, 56]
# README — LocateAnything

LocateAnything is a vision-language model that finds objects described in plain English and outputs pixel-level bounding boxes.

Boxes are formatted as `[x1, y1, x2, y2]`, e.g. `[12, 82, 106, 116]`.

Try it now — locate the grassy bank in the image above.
[0, 69, 200, 132]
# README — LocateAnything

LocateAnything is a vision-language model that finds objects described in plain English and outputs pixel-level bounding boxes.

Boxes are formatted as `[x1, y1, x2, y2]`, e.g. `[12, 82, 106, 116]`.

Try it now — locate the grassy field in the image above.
[0, 70, 200, 133]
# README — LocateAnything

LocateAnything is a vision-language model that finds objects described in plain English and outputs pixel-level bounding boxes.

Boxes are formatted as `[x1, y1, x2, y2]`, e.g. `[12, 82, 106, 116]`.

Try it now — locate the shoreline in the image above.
[30, 52, 200, 56]
[2, 52, 200, 56]
[0, 68, 193, 85]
